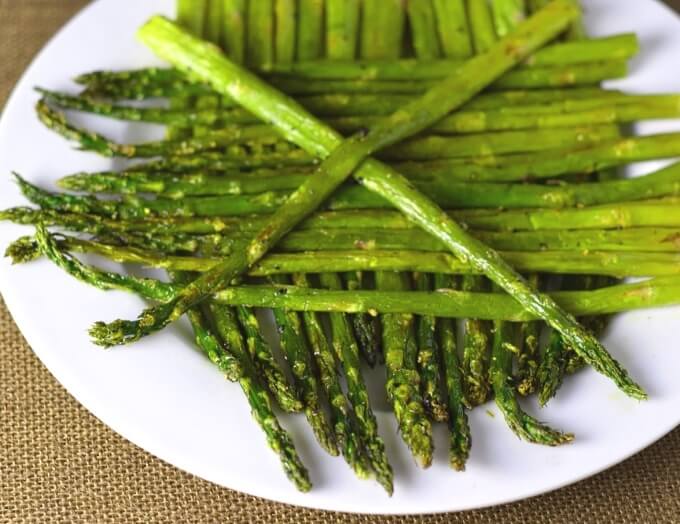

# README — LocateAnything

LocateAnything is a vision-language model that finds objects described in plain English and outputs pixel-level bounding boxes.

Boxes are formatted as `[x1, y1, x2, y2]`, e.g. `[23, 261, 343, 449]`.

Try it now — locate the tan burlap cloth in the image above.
[2, 1, 680, 522]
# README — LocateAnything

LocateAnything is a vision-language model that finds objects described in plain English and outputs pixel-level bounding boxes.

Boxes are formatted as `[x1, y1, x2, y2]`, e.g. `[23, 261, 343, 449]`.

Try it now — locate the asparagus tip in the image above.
[4, 236, 40, 264]
[57, 174, 83, 191]
[89, 318, 141, 347]
[450, 458, 466, 472]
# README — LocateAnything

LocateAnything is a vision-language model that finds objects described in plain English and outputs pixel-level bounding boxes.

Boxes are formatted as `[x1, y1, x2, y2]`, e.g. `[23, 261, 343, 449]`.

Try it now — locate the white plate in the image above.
[1, 0, 680, 514]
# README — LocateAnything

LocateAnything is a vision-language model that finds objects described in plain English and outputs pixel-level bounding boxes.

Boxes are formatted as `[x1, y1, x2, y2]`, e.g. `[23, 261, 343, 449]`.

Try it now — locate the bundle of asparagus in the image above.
[4, 0, 680, 493]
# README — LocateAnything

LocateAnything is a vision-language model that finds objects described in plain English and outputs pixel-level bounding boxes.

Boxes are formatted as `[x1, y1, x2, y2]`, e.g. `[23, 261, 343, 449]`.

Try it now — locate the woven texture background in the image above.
[2, 1, 680, 522]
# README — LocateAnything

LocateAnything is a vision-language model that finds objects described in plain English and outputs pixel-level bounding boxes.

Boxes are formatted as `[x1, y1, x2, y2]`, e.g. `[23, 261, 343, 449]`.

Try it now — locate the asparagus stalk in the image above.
[467, 0, 497, 53]
[460, 275, 491, 406]
[30, 233, 680, 321]
[109, 4, 586, 351]
[42, 88, 680, 135]
[16, 230, 680, 278]
[15, 176, 680, 232]
[214, 276, 680, 321]
[205, 0, 224, 45]
[177, 0, 208, 35]
[221, 0, 246, 63]
[343, 271, 382, 367]
[320, 0, 371, 383]
[255, 60, 629, 94]
[414, 272, 448, 422]
[360, 0, 405, 59]
[268, 274, 338, 457]
[317, 273, 394, 493]
[434, 274, 471, 470]
[491, 0, 526, 37]
[274, 0, 297, 64]
[184, 304, 242, 381]
[36, 99, 279, 158]
[407, 0, 442, 59]
[489, 316, 573, 445]
[291, 274, 372, 480]
[51, 159, 680, 214]
[375, 271, 433, 468]
[41, 98, 625, 160]
[515, 273, 542, 397]
[537, 327, 568, 405]
[296, 0, 324, 60]
[433, 0, 473, 58]
[234, 305, 303, 412]
[325, 0, 359, 60]
[246, 0, 274, 66]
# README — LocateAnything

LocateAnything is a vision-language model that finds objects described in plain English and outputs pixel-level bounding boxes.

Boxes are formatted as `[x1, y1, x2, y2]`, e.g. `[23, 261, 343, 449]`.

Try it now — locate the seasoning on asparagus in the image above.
[434, 274, 471, 470]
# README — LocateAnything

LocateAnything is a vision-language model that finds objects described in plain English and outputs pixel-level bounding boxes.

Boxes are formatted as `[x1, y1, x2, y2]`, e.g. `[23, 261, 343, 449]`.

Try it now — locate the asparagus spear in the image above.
[537, 327, 568, 405]
[29, 234, 680, 321]
[41, 97, 624, 160]
[343, 271, 382, 367]
[296, 0, 324, 60]
[434, 274, 471, 470]
[42, 88, 680, 135]
[253, 60, 630, 94]
[360, 0, 405, 59]
[489, 316, 573, 445]
[246, 0, 274, 66]
[460, 275, 491, 406]
[234, 305, 303, 412]
[35, 224, 309, 489]
[414, 273, 448, 422]
[214, 276, 680, 320]
[467, 0, 497, 53]
[375, 271, 433, 468]
[325, 0, 359, 60]
[177, 0, 208, 34]
[16, 230, 680, 277]
[51, 159, 680, 214]
[491, 0, 526, 37]
[274, 0, 296, 64]
[184, 304, 242, 381]
[291, 273, 372, 479]
[319, 0, 373, 381]
[221, 0, 246, 63]
[205, 0, 224, 45]
[516, 274, 542, 396]
[16, 174, 680, 231]
[433, 0, 473, 58]
[317, 273, 394, 493]
[407, 0, 442, 59]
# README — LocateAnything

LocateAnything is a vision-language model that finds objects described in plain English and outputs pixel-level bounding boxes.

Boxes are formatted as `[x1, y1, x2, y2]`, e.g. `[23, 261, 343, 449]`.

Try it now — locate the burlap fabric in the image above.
[2, 1, 680, 522]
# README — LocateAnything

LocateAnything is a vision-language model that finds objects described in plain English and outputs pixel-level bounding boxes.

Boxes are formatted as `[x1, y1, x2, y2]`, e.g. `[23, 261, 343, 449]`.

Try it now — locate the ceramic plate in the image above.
[1, 0, 679, 514]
